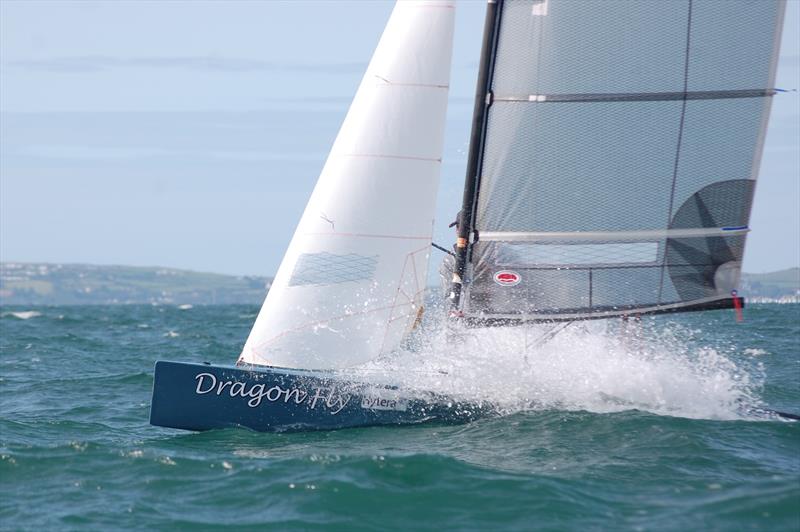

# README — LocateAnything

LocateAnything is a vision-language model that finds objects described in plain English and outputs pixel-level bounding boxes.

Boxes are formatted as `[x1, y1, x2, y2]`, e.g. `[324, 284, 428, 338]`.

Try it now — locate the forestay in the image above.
[240, 1, 455, 369]
[462, 0, 786, 322]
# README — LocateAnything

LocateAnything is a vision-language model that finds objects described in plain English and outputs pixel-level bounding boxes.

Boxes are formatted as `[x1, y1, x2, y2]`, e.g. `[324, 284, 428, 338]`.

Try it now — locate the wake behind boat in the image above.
[151, 0, 791, 432]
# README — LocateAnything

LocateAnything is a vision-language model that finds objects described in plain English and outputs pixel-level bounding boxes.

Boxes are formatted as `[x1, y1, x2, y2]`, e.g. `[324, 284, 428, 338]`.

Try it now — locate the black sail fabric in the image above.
[464, 0, 785, 321]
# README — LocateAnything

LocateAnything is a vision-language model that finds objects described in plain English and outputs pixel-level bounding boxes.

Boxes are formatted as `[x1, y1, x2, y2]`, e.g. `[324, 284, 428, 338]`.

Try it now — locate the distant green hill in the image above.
[740, 268, 800, 301]
[0, 263, 270, 305]
[1, 262, 797, 306]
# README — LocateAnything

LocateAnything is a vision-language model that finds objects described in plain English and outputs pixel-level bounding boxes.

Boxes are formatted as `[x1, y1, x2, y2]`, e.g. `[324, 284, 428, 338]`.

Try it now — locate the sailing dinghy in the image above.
[151, 0, 789, 432]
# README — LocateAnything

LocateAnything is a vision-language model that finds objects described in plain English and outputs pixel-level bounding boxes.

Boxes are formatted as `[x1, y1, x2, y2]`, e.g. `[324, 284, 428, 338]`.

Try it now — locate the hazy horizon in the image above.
[1, 259, 798, 279]
[2, 0, 798, 277]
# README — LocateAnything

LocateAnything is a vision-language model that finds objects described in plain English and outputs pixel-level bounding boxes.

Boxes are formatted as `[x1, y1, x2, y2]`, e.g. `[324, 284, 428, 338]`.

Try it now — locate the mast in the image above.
[448, 0, 503, 315]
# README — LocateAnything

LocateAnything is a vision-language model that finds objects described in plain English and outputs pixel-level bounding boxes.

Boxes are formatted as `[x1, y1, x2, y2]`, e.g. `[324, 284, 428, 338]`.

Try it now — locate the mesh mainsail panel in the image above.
[465, 0, 784, 321]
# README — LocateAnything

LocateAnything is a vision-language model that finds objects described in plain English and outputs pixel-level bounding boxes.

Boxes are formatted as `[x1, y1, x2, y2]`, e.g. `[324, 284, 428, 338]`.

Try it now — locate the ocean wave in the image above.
[1, 310, 42, 320]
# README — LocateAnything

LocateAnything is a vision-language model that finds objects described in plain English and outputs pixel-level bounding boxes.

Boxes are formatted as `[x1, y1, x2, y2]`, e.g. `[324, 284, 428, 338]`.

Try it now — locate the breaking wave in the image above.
[1, 310, 42, 320]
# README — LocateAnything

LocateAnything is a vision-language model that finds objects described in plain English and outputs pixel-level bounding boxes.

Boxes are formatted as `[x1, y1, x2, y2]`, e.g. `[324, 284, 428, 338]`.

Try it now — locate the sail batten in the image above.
[492, 89, 777, 103]
[480, 227, 751, 242]
[457, 0, 785, 322]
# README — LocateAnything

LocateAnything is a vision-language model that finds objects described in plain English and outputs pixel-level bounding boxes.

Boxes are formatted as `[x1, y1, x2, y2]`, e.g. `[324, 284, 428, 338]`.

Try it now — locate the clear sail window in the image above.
[495, 242, 660, 266]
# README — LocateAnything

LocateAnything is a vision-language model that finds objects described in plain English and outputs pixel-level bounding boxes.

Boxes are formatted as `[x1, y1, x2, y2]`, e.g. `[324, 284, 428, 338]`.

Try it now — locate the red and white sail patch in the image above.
[493, 270, 521, 287]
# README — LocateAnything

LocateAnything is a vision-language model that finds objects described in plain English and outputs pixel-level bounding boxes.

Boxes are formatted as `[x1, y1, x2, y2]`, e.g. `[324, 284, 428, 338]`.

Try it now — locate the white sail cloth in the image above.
[240, 0, 455, 369]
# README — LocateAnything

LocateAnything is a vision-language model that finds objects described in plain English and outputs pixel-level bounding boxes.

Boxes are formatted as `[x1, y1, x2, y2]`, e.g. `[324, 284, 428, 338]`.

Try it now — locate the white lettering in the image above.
[192, 373, 350, 415]
[217, 380, 232, 395]
[329, 394, 350, 415]
[230, 381, 246, 397]
[284, 388, 307, 404]
[360, 392, 408, 412]
[266, 386, 283, 402]
[308, 388, 325, 410]
[246, 383, 266, 407]
[195, 373, 217, 394]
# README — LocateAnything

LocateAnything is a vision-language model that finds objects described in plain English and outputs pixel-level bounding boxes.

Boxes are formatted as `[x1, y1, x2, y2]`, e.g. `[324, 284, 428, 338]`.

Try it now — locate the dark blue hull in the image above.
[150, 360, 487, 432]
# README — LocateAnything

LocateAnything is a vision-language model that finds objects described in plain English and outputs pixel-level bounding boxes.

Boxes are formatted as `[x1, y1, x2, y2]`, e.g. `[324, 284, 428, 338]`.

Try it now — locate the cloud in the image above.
[5, 55, 366, 74]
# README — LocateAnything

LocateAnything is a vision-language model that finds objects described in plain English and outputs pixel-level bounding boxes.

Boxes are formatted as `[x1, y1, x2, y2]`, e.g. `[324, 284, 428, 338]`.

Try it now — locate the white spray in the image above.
[355, 306, 765, 421]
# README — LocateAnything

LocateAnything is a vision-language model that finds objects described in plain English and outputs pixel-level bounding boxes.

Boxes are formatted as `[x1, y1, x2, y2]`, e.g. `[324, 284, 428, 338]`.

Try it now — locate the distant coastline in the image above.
[1, 262, 797, 306]
[739, 267, 800, 304]
[0, 262, 271, 305]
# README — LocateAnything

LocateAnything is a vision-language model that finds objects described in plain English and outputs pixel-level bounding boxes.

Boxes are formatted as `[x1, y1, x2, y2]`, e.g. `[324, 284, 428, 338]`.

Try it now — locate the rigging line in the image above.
[529, 320, 575, 350]
[658, 0, 694, 303]
[525, 321, 575, 364]
[380, 247, 426, 353]
[431, 242, 456, 257]
[410, 246, 421, 296]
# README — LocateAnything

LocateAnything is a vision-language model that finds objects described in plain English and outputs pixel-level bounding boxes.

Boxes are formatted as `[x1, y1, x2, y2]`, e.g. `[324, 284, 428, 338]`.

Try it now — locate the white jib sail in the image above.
[239, 0, 455, 369]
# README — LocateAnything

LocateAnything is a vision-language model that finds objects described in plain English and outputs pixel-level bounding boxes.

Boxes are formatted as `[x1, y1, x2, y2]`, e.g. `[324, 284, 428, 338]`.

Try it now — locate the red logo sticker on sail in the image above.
[493, 270, 521, 287]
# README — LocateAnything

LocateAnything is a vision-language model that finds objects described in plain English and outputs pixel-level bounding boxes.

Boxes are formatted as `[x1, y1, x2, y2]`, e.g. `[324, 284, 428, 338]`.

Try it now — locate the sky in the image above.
[1, 0, 798, 277]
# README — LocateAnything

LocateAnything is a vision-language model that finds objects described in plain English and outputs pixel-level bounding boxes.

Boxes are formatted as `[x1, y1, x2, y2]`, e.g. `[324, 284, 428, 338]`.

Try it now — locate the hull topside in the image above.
[150, 360, 486, 432]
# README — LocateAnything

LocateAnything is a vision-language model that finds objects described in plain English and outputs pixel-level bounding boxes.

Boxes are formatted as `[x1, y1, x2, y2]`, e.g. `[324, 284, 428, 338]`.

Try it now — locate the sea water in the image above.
[0, 304, 798, 530]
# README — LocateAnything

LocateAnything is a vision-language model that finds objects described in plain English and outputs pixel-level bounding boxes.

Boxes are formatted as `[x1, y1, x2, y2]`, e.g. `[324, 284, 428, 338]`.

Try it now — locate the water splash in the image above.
[360, 313, 764, 421]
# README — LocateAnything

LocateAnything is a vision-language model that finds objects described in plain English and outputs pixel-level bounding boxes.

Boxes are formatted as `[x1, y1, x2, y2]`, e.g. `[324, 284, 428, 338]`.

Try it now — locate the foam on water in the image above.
[1, 310, 42, 320]
[359, 314, 764, 421]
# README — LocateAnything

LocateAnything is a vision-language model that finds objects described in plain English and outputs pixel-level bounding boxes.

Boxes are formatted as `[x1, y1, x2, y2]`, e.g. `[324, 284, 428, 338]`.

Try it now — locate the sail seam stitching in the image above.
[302, 232, 431, 240]
[373, 79, 449, 89]
[338, 153, 441, 163]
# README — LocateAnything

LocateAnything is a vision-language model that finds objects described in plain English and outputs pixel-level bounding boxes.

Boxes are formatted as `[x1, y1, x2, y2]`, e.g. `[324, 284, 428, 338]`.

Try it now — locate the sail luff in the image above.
[746, 1, 787, 221]
[449, 0, 504, 313]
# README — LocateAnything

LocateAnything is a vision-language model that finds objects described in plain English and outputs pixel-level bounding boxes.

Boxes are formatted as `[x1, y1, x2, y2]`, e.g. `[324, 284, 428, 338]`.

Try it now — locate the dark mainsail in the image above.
[449, 0, 786, 323]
